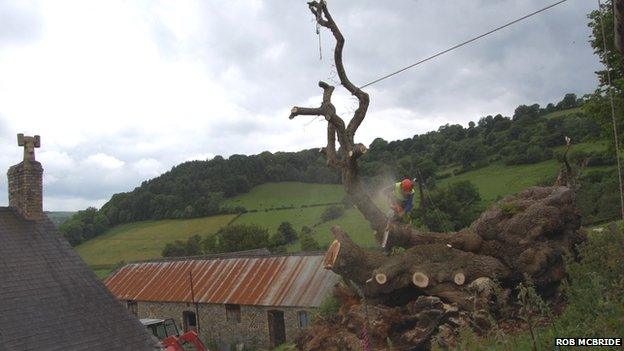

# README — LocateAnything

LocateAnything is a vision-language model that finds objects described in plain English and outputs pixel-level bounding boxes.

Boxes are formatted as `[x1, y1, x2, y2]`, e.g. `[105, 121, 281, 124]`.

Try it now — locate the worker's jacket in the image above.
[393, 182, 415, 213]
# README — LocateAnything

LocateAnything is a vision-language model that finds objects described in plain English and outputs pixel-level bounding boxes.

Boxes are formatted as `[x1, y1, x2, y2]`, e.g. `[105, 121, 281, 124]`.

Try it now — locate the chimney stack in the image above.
[7, 133, 43, 221]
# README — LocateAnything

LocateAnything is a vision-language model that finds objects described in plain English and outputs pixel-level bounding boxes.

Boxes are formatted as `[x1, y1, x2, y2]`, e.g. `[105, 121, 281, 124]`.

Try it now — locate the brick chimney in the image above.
[7, 133, 43, 221]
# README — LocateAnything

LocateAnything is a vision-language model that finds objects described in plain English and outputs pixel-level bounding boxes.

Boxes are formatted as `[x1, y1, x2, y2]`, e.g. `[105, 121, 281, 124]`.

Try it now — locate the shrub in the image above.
[321, 205, 345, 222]
[316, 294, 340, 322]
[277, 222, 298, 243]
[300, 232, 320, 251]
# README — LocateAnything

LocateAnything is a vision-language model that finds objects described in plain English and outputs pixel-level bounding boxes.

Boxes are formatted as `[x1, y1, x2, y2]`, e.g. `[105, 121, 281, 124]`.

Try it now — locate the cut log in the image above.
[453, 272, 465, 286]
[323, 240, 341, 269]
[325, 227, 385, 285]
[374, 273, 387, 285]
[412, 272, 429, 288]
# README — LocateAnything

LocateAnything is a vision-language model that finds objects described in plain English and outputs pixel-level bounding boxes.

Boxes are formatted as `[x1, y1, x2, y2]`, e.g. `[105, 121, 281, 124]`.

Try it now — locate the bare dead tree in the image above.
[289, 2, 586, 349]
[289, 1, 387, 235]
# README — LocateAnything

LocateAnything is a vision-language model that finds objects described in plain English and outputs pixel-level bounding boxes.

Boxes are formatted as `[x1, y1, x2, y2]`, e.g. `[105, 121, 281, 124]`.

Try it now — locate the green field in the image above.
[232, 205, 377, 249]
[81, 154, 593, 278]
[234, 206, 328, 233]
[309, 208, 378, 248]
[223, 182, 344, 210]
[543, 107, 583, 119]
[438, 160, 560, 203]
[76, 214, 236, 268]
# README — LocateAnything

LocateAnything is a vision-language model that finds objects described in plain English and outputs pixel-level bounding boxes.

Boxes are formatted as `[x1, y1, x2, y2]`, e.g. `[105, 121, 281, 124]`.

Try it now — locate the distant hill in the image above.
[78, 152, 607, 279]
[63, 93, 616, 247]
[45, 211, 75, 227]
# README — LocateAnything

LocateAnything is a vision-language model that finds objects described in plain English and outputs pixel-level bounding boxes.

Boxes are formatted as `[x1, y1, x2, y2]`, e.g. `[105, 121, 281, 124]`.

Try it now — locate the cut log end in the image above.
[412, 272, 429, 288]
[375, 273, 387, 285]
[323, 240, 341, 269]
[453, 272, 466, 286]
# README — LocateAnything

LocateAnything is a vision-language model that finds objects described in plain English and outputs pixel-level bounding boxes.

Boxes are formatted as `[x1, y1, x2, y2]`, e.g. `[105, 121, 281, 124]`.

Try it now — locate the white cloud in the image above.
[132, 158, 165, 177]
[84, 153, 125, 170]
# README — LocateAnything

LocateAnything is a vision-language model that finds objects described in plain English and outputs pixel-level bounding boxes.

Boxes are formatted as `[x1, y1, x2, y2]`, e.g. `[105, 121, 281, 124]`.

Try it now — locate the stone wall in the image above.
[135, 300, 314, 350]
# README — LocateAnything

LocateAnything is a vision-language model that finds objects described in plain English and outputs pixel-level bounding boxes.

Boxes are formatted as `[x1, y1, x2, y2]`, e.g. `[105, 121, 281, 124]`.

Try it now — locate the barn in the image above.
[104, 251, 341, 350]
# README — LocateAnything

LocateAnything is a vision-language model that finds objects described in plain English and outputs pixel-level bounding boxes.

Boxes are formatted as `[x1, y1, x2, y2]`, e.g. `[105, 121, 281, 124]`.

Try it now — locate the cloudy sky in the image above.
[0, 0, 602, 211]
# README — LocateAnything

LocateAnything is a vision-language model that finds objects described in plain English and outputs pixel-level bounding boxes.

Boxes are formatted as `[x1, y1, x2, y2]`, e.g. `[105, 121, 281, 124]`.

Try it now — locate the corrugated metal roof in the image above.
[104, 253, 340, 308]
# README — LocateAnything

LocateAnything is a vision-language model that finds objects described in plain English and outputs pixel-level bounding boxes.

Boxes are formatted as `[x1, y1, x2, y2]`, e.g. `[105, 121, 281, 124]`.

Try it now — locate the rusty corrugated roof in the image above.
[104, 253, 340, 308]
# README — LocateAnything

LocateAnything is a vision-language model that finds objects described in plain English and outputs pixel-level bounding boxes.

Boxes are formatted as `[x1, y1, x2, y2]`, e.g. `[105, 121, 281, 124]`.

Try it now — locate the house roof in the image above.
[104, 252, 341, 308]
[0, 207, 158, 351]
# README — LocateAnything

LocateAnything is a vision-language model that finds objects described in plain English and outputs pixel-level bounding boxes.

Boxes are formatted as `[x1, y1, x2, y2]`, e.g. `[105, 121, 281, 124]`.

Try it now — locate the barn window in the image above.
[298, 311, 309, 328]
[126, 301, 138, 317]
[226, 304, 241, 323]
[182, 311, 197, 332]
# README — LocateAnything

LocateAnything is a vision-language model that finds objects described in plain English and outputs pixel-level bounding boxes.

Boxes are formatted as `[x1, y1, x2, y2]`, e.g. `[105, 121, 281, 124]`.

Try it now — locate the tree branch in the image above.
[293, 1, 387, 239]
[311, 1, 370, 139]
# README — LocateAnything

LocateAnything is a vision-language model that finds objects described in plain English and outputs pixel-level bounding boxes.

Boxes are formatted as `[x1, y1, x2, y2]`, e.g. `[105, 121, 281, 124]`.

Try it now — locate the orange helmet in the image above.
[400, 179, 413, 192]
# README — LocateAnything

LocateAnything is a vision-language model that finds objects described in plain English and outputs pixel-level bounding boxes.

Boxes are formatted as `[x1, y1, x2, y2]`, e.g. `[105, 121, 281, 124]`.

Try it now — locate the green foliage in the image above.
[439, 228, 624, 350]
[587, 0, 624, 92]
[416, 180, 482, 231]
[59, 207, 111, 246]
[584, 0, 624, 151]
[161, 241, 187, 257]
[517, 277, 553, 350]
[162, 234, 213, 257]
[555, 229, 624, 337]
[321, 205, 345, 222]
[316, 294, 340, 322]
[213, 224, 270, 253]
[389, 246, 406, 255]
[576, 169, 621, 224]
[163, 224, 272, 257]
[269, 229, 287, 248]
[300, 232, 320, 251]
[277, 222, 298, 243]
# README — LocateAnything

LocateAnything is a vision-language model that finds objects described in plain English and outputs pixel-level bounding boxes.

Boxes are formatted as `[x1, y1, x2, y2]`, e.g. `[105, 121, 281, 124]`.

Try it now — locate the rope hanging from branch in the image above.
[597, 0, 624, 220]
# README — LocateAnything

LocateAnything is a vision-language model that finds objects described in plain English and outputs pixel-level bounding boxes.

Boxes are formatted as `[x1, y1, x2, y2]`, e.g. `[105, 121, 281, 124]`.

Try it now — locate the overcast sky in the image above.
[0, 0, 602, 211]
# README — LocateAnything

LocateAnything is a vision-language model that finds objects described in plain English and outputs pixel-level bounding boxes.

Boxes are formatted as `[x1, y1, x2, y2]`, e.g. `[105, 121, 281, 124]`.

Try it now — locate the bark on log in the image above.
[324, 186, 585, 303]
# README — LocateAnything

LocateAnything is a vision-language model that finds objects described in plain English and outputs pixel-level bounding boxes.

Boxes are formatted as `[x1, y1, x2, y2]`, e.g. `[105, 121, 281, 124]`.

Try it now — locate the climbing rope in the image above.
[597, 0, 624, 220]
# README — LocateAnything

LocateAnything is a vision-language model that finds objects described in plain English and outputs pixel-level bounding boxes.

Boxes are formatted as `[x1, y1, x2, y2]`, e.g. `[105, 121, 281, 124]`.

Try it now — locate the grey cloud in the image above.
[158, 0, 601, 121]
[0, 0, 606, 210]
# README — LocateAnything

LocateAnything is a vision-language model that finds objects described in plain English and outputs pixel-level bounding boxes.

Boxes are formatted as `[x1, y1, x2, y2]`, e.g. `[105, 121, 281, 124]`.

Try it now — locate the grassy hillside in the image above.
[543, 106, 583, 119]
[81, 151, 604, 278]
[437, 160, 559, 203]
[76, 214, 235, 268]
[223, 182, 344, 210]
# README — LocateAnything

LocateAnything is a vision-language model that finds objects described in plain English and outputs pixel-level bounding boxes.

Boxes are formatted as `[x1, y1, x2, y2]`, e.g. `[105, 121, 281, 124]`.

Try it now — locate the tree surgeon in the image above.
[386, 178, 415, 223]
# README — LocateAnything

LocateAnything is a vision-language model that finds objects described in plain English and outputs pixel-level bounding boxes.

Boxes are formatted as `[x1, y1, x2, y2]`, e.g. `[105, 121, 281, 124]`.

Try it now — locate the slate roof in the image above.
[105, 252, 340, 308]
[0, 207, 159, 351]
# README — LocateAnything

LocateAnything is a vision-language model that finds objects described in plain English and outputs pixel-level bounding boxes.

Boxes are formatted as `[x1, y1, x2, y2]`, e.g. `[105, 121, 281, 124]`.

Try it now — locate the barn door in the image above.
[267, 310, 286, 347]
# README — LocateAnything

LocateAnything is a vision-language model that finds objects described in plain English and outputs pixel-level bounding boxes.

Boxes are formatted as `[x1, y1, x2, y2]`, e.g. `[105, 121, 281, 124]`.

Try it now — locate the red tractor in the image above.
[140, 318, 209, 351]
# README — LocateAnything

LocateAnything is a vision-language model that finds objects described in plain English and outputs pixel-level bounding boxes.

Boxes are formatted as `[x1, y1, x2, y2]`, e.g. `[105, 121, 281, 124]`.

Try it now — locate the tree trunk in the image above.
[324, 186, 585, 301]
